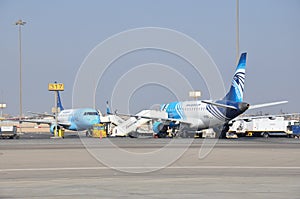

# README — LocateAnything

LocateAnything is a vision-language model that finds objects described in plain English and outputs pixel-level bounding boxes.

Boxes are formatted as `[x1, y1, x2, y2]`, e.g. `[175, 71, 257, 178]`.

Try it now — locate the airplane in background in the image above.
[21, 91, 101, 135]
[118, 53, 287, 138]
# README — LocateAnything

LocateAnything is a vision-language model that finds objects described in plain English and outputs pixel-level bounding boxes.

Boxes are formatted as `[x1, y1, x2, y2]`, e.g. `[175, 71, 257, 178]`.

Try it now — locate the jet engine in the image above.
[152, 121, 165, 134]
[152, 121, 169, 138]
[50, 124, 60, 134]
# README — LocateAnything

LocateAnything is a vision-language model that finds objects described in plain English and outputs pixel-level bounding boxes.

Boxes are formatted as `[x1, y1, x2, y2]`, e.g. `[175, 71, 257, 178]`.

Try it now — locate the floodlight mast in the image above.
[15, 19, 26, 132]
[236, 0, 240, 64]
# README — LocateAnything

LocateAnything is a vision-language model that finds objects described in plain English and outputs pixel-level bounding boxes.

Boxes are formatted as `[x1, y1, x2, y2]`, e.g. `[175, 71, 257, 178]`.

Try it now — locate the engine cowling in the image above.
[50, 124, 60, 134]
[169, 121, 178, 128]
[152, 122, 165, 134]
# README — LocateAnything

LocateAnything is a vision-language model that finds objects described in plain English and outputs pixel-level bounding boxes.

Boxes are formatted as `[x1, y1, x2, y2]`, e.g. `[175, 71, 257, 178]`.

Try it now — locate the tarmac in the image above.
[0, 133, 300, 199]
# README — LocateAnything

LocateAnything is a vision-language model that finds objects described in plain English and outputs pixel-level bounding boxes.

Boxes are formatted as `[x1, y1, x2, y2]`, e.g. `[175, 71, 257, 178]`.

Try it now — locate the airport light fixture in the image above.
[0, 103, 6, 118]
[189, 91, 201, 101]
[15, 19, 26, 129]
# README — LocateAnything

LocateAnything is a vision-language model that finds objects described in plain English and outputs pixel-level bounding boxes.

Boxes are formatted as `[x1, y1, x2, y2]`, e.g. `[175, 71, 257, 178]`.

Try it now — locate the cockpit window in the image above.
[84, 112, 99, 116]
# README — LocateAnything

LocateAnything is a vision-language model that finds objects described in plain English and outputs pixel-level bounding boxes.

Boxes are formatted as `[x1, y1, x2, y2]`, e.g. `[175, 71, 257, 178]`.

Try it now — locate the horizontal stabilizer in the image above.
[202, 100, 237, 110]
[249, 101, 288, 110]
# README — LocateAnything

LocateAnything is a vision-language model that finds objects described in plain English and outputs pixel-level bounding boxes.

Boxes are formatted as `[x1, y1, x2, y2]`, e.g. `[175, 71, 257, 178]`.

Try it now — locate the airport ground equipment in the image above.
[0, 126, 18, 139]
[100, 114, 125, 126]
[58, 129, 64, 138]
[50, 128, 65, 138]
[229, 116, 297, 137]
[92, 123, 107, 138]
[110, 110, 168, 137]
[200, 128, 217, 138]
[287, 122, 300, 138]
[99, 114, 125, 136]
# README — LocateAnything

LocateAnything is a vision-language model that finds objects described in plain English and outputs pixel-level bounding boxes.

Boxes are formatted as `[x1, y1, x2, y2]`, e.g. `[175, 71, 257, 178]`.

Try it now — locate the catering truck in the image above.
[0, 125, 18, 139]
[229, 116, 297, 138]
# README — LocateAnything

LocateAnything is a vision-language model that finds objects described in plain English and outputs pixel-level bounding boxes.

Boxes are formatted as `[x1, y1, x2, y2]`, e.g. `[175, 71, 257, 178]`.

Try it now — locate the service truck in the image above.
[0, 125, 18, 139]
[229, 116, 297, 138]
[287, 122, 300, 138]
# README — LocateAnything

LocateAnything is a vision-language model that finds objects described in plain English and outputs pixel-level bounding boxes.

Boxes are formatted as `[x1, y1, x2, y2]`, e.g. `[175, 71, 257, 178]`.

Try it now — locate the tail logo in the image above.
[232, 69, 245, 102]
[224, 52, 247, 102]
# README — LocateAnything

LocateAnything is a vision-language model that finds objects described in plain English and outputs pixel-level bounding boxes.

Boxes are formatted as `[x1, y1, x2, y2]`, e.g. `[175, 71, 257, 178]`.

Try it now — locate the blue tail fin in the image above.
[57, 91, 64, 111]
[223, 52, 247, 102]
[106, 101, 111, 114]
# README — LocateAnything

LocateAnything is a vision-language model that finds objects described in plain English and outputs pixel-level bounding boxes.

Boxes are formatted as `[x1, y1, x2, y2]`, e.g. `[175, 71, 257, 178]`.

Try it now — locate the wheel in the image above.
[263, 132, 269, 138]
[158, 131, 167, 138]
[180, 131, 187, 138]
[128, 132, 138, 138]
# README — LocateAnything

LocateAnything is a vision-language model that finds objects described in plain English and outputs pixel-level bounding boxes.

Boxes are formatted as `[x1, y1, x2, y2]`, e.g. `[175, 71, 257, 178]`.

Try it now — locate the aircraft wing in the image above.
[20, 118, 71, 128]
[248, 101, 288, 110]
[114, 113, 192, 125]
[27, 111, 55, 118]
[114, 99, 241, 125]
[4, 115, 43, 121]
[20, 118, 55, 125]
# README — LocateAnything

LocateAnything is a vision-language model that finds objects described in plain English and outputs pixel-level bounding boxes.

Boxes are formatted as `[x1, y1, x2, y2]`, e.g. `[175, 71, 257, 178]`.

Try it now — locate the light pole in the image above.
[236, 0, 239, 64]
[189, 91, 201, 101]
[0, 103, 6, 118]
[15, 19, 26, 130]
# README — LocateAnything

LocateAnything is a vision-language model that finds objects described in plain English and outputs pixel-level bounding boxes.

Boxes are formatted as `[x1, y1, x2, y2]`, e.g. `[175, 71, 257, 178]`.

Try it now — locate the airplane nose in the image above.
[86, 116, 100, 124]
[93, 116, 101, 123]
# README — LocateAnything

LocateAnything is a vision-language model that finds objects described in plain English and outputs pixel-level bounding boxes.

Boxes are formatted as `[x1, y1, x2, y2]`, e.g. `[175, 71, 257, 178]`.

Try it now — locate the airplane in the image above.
[117, 52, 287, 138]
[21, 91, 101, 135]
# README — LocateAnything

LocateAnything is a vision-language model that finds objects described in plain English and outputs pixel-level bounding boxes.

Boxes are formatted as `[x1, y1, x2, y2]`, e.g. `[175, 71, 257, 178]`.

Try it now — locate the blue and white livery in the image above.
[150, 53, 287, 138]
[22, 91, 101, 134]
[224, 52, 246, 102]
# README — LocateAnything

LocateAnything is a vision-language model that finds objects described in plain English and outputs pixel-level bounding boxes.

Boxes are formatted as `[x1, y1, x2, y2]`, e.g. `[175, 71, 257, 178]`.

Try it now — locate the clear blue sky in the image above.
[0, 0, 299, 115]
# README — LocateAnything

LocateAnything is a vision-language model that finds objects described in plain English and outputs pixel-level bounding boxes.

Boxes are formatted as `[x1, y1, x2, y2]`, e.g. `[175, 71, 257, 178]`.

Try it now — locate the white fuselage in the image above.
[161, 100, 241, 131]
